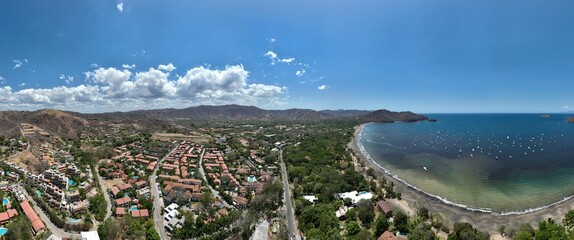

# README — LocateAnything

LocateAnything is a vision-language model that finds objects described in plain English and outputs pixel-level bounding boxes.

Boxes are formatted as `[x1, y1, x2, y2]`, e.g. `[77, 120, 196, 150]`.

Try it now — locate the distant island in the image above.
[568, 116, 574, 123]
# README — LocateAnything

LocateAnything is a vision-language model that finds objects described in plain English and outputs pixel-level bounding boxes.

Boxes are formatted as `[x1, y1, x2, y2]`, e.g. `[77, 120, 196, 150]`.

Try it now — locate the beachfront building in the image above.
[337, 191, 374, 204]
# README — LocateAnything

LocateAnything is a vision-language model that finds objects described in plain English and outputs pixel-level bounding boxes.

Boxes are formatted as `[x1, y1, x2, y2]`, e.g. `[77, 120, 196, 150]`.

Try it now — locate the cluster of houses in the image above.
[27, 163, 94, 215]
[201, 148, 276, 208]
[0, 182, 46, 235]
[158, 142, 205, 205]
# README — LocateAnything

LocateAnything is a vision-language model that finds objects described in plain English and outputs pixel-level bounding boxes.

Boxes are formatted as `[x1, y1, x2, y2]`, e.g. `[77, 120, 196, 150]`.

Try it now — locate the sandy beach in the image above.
[349, 123, 574, 234]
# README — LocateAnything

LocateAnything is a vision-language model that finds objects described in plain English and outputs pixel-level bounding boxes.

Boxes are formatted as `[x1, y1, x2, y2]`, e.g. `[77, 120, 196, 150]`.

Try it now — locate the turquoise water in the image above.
[359, 114, 574, 213]
[130, 206, 138, 211]
[67, 217, 82, 223]
[35, 190, 42, 197]
[131, 176, 139, 179]
[247, 175, 256, 183]
[2, 198, 8, 205]
[124, 193, 129, 197]
[68, 179, 77, 186]
[0, 228, 7, 236]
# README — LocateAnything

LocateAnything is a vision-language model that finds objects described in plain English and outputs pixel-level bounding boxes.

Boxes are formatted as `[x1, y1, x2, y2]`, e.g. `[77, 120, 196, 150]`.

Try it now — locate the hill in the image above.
[0, 105, 429, 139]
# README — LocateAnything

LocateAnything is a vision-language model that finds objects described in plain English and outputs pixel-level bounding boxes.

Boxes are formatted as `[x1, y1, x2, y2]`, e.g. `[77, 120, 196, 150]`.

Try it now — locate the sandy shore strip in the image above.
[349, 123, 574, 233]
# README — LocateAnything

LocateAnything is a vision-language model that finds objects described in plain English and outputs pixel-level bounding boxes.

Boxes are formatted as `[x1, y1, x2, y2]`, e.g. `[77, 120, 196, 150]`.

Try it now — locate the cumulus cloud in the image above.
[0, 64, 286, 112]
[59, 74, 74, 84]
[295, 69, 306, 77]
[158, 63, 176, 72]
[0, 75, 5, 84]
[117, 2, 124, 12]
[269, 38, 277, 43]
[318, 85, 327, 91]
[563, 105, 570, 110]
[122, 64, 136, 69]
[12, 60, 23, 69]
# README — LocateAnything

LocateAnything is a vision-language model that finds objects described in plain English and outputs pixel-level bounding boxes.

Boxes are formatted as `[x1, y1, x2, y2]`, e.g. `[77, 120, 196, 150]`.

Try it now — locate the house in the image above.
[377, 200, 393, 215]
[115, 196, 131, 206]
[116, 207, 126, 217]
[303, 195, 318, 203]
[135, 180, 147, 189]
[233, 196, 248, 207]
[110, 186, 120, 198]
[21, 201, 46, 234]
[80, 231, 101, 240]
[131, 209, 149, 218]
[0, 209, 18, 224]
[337, 191, 374, 204]
[378, 231, 398, 240]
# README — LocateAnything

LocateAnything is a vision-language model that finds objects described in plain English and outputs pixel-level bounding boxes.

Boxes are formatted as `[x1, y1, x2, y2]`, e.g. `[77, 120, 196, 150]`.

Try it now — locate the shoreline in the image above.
[350, 123, 574, 232]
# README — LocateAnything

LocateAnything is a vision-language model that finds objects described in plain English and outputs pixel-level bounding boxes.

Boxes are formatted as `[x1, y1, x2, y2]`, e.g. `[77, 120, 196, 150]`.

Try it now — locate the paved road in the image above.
[21, 185, 80, 239]
[92, 167, 112, 230]
[198, 148, 233, 209]
[279, 150, 300, 240]
[151, 145, 179, 240]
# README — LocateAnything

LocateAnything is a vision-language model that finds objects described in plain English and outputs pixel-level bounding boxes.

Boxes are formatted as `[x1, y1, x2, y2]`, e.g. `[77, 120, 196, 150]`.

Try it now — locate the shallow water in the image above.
[359, 114, 574, 213]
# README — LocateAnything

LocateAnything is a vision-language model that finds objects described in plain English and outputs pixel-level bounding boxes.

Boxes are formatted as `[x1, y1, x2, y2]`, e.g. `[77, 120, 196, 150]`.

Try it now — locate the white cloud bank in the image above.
[318, 85, 327, 91]
[0, 64, 286, 112]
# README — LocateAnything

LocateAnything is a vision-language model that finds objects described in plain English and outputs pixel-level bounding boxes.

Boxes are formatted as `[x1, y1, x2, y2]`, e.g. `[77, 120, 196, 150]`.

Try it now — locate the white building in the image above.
[163, 203, 185, 232]
[80, 231, 100, 240]
[337, 191, 373, 204]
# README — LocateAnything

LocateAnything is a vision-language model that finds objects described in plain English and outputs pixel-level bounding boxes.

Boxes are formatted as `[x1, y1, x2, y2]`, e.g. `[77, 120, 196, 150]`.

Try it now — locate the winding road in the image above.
[197, 148, 233, 209]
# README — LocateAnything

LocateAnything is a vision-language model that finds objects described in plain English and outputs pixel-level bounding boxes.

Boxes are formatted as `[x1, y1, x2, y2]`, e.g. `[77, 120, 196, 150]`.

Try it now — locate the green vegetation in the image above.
[6, 217, 33, 239]
[89, 194, 107, 221]
[97, 216, 158, 240]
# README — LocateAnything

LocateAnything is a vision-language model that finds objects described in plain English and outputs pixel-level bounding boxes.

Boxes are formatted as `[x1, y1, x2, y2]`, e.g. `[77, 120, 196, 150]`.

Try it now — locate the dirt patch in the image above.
[152, 132, 211, 143]
[103, 179, 126, 189]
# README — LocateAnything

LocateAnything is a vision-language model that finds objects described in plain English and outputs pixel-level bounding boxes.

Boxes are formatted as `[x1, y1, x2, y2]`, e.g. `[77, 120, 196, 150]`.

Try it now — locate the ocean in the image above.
[359, 114, 574, 214]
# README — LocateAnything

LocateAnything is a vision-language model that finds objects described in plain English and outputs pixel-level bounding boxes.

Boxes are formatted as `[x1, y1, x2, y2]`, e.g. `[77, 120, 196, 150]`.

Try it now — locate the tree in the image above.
[200, 190, 214, 210]
[394, 211, 409, 233]
[346, 220, 361, 236]
[89, 194, 107, 221]
[535, 218, 568, 240]
[417, 207, 430, 221]
[374, 214, 389, 237]
[6, 217, 33, 240]
[98, 219, 121, 240]
[410, 223, 437, 240]
[356, 200, 375, 228]
[514, 223, 535, 240]
[498, 225, 505, 236]
[447, 222, 489, 240]
[563, 210, 574, 229]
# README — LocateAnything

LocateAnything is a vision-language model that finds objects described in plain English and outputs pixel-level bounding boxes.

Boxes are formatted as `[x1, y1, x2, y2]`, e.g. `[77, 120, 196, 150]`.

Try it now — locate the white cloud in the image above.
[12, 60, 23, 69]
[117, 2, 124, 12]
[59, 74, 74, 84]
[0, 64, 286, 112]
[158, 63, 176, 72]
[269, 38, 276, 43]
[295, 69, 306, 77]
[264, 51, 277, 60]
[90, 63, 100, 68]
[318, 85, 328, 91]
[563, 105, 570, 110]
[0, 75, 4, 84]
[122, 64, 136, 69]
[279, 58, 295, 64]
[19, 83, 26, 87]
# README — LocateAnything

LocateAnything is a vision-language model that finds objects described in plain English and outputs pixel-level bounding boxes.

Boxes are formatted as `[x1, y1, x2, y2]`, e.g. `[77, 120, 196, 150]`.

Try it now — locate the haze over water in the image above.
[359, 114, 574, 213]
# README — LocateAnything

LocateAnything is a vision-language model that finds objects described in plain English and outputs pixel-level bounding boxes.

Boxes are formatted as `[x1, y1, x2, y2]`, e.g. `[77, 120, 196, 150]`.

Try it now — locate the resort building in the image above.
[20, 201, 46, 235]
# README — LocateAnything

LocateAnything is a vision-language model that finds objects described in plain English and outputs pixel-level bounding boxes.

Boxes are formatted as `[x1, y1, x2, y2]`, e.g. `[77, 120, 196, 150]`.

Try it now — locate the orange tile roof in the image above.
[20, 201, 45, 233]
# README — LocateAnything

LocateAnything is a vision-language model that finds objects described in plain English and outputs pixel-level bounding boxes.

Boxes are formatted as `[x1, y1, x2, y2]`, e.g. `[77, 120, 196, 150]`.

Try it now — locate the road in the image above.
[279, 150, 300, 240]
[92, 166, 112, 230]
[21, 185, 80, 239]
[150, 145, 180, 240]
[197, 148, 233, 208]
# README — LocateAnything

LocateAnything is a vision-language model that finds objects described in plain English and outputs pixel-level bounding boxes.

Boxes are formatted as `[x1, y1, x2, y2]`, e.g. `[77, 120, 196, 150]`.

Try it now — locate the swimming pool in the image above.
[67, 217, 82, 223]
[247, 175, 256, 183]
[0, 228, 7, 236]
[68, 179, 77, 186]
[35, 190, 42, 197]
[131, 176, 139, 179]
[2, 198, 9, 205]
[130, 206, 138, 211]
[124, 193, 129, 197]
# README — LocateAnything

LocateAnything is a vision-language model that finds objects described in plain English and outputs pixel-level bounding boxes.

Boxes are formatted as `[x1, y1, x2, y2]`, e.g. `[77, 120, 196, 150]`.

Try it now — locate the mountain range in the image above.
[0, 104, 429, 138]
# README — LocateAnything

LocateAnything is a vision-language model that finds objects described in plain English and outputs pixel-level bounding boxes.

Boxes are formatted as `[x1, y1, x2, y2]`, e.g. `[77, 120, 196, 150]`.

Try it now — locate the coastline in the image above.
[350, 123, 574, 233]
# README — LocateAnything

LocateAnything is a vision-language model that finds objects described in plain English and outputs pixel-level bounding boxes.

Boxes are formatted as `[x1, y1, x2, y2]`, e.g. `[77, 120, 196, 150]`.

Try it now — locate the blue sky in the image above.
[1, 0, 573, 113]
